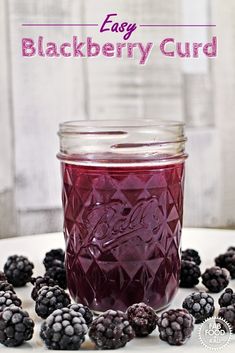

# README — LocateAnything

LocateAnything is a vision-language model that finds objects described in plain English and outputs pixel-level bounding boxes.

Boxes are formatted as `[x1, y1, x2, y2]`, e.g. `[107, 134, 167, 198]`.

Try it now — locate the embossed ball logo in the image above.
[198, 317, 232, 350]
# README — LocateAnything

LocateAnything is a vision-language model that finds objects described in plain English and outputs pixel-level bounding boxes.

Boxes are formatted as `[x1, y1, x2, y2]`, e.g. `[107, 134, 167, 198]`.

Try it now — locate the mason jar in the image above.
[57, 120, 187, 312]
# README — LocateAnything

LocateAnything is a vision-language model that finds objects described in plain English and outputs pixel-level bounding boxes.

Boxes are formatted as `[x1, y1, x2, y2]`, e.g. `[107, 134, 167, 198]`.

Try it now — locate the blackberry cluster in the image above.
[43, 249, 65, 270]
[0, 281, 15, 293]
[0, 271, 6, 282]
[0, 306, 34, 347]
[202, 266, 230, 293]
[45, 260, 67, 289]
[31, 276, 56, 301]
[89, 310, 135, 349]
[218, 305, 235, 333]
[182, 249, 201, 265]
[180, 260, 201, 288]
[126, 302, 158, 337]
[68, 303, 93, 326]
[182, 292, 215, 323]
[40, 307, 87, 350]
[157, 308, 194, 345]
[35, 285, 71, 319]
[215, 250, 235, 279]
[0, 291, 22, 312]
[4, 255, 34, 287]
[218, 288, 235, 307]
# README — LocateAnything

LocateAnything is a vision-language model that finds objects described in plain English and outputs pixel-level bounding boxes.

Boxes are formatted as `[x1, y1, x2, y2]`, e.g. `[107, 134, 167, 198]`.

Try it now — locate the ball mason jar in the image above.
[57, 120, 187, 312]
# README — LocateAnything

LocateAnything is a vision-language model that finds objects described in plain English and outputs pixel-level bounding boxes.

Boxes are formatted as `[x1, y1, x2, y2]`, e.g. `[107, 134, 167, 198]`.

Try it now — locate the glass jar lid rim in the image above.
[59, 119, 185, 132]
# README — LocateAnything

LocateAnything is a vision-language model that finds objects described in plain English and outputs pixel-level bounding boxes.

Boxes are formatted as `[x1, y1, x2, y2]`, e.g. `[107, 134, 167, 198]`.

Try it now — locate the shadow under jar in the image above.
[57, 120, 187, 312]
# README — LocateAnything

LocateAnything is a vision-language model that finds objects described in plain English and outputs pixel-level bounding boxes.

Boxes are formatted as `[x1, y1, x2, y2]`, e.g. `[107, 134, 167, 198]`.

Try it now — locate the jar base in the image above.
[91, 301, 173, 316]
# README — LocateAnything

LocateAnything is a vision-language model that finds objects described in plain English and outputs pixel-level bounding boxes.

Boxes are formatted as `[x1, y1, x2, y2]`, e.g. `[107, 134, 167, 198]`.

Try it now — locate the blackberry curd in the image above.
[57, 120, 187, 312]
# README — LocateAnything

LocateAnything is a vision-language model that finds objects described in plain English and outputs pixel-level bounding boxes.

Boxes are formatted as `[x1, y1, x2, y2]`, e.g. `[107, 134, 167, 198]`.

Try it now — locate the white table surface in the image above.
[0, 228, 234, 352]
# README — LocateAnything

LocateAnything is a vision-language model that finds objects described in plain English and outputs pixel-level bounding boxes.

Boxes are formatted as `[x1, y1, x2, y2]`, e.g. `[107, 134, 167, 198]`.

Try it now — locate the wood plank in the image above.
[84, 0, 184, 121]
[0, 0, 17, 237]
[8, 0, 87, 211]
[0, 0, 13, 192]
[184, 127, 221, 227]
[212, 0, 235, 227]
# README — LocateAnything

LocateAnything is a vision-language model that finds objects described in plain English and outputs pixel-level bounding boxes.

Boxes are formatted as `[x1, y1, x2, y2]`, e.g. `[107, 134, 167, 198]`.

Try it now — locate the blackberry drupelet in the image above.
[182, 249, 201, 265]
[43, 248, 65, 270]
[89, 309, 135, 349]
[35, 285, 71, 319]
[180, 260, 201, 288]
[0, 305, 34, 347]
[45, 260, 67, 289]
[218, 288, 235, 307]
[218, 305, 235, 333]
[40, 307, 88, 350]
[202, 266, 230, 293]
[68, 303, 93, 326]
[0, 291, 21, 312]
[0, 271, 6, 282]
[126, 302, 158, 337]
[4, 255, 34, 287]
[31, 276, 57, 301]
[215, 251, 235, 279]
[182, 292, 215, 323]
[157, 308, 194, 345]
[0, 281, 15, 293]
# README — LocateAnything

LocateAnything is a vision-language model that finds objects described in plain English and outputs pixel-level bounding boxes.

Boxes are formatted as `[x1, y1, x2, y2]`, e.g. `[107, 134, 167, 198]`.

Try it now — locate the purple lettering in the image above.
[177, 42, 190, 58]
[100, 13, 117, 33]
[38, 36, 45, 56]
[138, 42, 153, 64]
[102, 43, 114, 57]
[124, 23, 137, 40]
[22, 38, 35, 56]
[87, 37, 100, 57]
[160, 38, 175, 57]
[60, 43, 71, 57]
[203, 36, 217, 57]
[73, 36, 85, 57]
[45, 42, 59, 57]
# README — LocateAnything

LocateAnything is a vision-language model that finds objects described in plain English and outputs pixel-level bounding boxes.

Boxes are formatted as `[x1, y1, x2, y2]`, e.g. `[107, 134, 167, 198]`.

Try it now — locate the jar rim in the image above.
[59, 119, 185, 133]
[58, 119, 187, 166]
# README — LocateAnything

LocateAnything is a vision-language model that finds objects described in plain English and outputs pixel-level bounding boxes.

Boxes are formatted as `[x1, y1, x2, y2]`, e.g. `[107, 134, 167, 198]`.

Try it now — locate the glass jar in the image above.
[57, 120, 187, 312]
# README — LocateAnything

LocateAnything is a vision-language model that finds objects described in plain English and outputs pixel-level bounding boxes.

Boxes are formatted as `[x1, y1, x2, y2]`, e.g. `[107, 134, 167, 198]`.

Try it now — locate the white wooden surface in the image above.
[0, 0, 234, 237]
[0, 228, 234, 351]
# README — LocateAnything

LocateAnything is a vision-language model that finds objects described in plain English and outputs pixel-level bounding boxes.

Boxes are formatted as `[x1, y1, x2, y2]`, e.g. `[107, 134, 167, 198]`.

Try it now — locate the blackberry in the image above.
[31, 276, 57, 301]
[126, 302, 158, 337]
[40, 307, 87, 350]
[68, 303, 93, 326]
[45, 260, 67, 289]
[4, 255, 34, 287]
[227, 246, 235, 252]
[182, 249, 201, 265]
[43, 248, 65, 270]
[0, 291, 21, 312]
[202, 266, 230, 293]
[180, 260, 201, 288]
[0, 271, 6, 282]
[182, 292, 215, 323]
[0, 281, 15, 293]
[218, 305, 235, 333]
[215, 251, 235, 279]
[157, 308, 194, 345]
[0, 305, 34, 347]
[89, 309, 135, 349]
[35, 285, 71, 319]
[218, 288, 235, 307]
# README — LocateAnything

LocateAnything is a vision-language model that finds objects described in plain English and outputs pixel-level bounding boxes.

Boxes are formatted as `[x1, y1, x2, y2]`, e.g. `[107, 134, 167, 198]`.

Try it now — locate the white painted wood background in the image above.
[0, 0, 234, 237]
